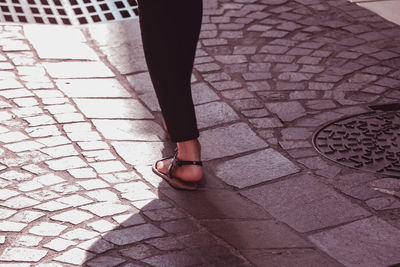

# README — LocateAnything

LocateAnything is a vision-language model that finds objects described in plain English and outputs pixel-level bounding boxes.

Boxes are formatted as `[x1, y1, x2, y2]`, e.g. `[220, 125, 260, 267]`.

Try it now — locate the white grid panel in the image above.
[0, 0, 138, 25]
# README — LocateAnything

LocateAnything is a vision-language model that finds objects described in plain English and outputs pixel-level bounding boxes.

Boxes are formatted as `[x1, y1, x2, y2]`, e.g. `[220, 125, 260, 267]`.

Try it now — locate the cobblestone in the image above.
[103, 224, 165, 245]
[0, 247, 47, 262]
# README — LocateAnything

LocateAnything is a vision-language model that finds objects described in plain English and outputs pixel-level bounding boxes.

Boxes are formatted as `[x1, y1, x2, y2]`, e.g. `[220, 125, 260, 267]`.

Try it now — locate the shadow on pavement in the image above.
[83, 151, 249, 266]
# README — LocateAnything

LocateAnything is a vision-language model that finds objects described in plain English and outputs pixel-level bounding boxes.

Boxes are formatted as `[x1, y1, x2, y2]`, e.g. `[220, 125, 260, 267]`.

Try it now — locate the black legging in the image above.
[138, 0, 203, 142]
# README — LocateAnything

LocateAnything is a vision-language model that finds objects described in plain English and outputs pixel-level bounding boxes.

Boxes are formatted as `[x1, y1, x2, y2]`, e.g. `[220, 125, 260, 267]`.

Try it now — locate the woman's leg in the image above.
[138, 0, 202, 142]
[138, 0, 203, 182]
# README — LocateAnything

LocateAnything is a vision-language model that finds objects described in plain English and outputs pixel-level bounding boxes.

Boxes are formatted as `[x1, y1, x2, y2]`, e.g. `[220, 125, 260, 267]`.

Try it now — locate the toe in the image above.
[156, 159, 170, 175]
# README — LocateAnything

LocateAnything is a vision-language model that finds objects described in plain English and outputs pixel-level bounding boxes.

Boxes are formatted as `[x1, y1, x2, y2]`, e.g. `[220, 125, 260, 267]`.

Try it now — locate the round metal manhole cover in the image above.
[313, 111, 400, 177]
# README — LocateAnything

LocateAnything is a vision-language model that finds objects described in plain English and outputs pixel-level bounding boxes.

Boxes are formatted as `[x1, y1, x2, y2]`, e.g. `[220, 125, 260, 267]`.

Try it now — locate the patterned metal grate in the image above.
[313, 111, 400, 177]
[0, 0, 138, 25]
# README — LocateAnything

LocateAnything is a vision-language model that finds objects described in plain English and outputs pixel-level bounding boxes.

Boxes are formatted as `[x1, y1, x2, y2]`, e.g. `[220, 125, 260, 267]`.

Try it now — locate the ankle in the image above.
[177, 139, 201, 161]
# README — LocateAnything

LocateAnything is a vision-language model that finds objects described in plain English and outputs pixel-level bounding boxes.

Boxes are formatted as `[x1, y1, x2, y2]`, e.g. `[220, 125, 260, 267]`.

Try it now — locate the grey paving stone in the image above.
[10, 210, 45, 223]
[211, 80, 242, 91]
[61, 228, 99, 241]
[160, 219, 198, 234]
[112, 141, 166, 166]
[241, 175, 370, 232]
[0, 208, 17, 219]
[45, 156, 87, 170]
[80, 202, 131, 217]
[161, 189, 270, 220]
[365, 196, 400, 210]
[143, 208, 186, 222]
[199, 123, 267, 160]
[54, 248, 95, 265]
[120, 244, 155, 260]
[138, 91, 160, 112]
[56, 79, 131, 98]
[142, 251, 202, 267]
[43, 238, 76, 252]
[309, 217, 400, 267]
[215, 149, 300, 188]
[369, 178, 400, 194]
[89, 20, 147, 74]
[231, 98, 264, 110]
[297, 157, 331, 170]
[281, 127, 313, 140]
[0, 221, 27, 231]
[93, 119, 163, 141]
[0, 247, 47, 262]
[43, 62, 114, 78]
[73, 99, 153, 119]
[242, 248, 342, 267]
[103, 224, 164, 245]
[126, 72, 153, 94]
[307, 100, 337, 110]
[87, 256, 125, 267]
[51, 210, 93, 224]
[266, 101, 306, 122]
[195, 101, 239, 129]
[215, 55, 247, 64]
[1, 196, 39, 209]
[24, 25, 98, 60]
[145, 236, 185, 251]
[332, 173, 382, 201]
[192, 83, 220, 104]
[204, 220, 309, 249]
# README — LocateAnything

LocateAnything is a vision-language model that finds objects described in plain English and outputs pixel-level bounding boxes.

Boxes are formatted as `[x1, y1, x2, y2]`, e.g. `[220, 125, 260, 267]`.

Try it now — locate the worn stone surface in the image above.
[102, 224, 165, 245]
[56, 79, 131, 98]
[195, 101, 239, 129]
[242, 249, 343, 267]
[161, 189, 270, 220]
[73, 99, 153, 119]
[24, 25, 98, 60]
[199, 123, 267, 160]
[204, 220, 310, 249]
[215, 149, 300, 188]
[93, 119, 163, 141]
[43, 62, 114, 78]
[0, 247, 47, 262]
[309, 217, 400, 267]
[242, 175, 371, 232]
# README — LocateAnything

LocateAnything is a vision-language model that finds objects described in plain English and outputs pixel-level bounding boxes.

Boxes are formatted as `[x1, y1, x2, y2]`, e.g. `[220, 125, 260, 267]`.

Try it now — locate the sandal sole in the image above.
[152, 164, 198, 191]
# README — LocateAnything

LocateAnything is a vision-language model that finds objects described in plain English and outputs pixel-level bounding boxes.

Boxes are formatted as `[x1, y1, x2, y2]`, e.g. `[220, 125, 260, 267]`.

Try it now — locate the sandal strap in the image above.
[166, 151, 202, 177]
[167, 153, 177, 178]
[176, 160, 203, 167]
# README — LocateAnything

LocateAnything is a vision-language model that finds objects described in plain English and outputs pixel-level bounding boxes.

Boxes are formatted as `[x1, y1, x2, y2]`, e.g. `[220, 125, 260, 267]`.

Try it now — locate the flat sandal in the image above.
[152, 151, 202, 191]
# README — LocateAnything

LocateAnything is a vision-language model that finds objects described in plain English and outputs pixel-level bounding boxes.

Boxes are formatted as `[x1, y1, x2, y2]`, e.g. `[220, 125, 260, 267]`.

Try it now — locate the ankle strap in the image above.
[167, 152, 203, 177]
[176, 160, 203, 167]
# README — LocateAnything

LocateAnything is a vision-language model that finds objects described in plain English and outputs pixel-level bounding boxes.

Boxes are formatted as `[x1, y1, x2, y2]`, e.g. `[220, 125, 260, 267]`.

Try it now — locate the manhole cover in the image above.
[0, 0, 138, 25]
[313, 111, 400, 177]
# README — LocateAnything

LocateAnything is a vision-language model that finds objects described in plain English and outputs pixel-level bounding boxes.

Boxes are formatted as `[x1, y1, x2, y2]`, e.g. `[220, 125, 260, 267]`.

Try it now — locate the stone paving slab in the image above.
[214, 148, 300, 188]
[241, 174, 371, 233]
[93, 119, 164, 141]
[242, 248, 343, 267]
[55, 79, 132, 98]
[199, 122, 268, 160]
[24, 25, 98, 60]
[309, 216, 400, 267]
[73, 98, 154, 119]
[203, 220, 310, 249]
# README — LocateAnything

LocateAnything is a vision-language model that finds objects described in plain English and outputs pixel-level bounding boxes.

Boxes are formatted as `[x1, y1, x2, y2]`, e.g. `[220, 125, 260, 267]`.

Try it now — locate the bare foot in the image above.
[156, 139, 203, 182]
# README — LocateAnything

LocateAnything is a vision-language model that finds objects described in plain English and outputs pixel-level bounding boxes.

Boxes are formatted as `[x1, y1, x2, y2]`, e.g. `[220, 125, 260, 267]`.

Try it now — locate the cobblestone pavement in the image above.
[1, 0, 400, 266]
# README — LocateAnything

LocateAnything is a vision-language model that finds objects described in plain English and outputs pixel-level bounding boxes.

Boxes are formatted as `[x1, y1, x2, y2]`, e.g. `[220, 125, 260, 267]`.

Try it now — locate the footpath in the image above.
[0, 0, 400, 266]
